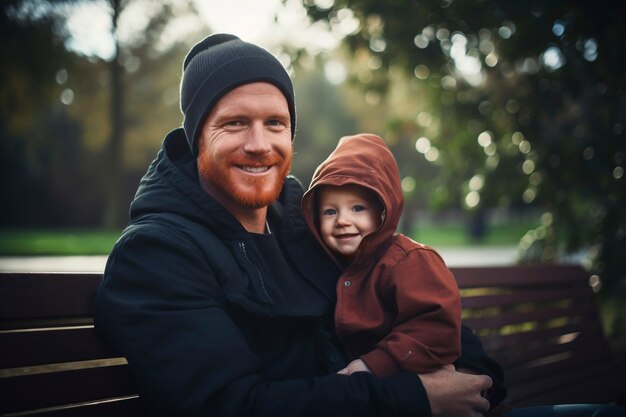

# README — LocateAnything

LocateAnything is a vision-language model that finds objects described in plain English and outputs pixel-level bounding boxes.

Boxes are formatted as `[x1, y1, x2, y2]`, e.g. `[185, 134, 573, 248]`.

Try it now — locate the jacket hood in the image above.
[301, 133, 404, 266]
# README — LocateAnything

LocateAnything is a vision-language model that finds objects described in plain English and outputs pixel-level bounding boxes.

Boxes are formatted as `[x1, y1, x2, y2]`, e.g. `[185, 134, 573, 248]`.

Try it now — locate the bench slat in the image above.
[513, 371, 626, 407]
[451, 264, 590, 287]
[0, 327, 119, 369]
[477, 321, 597, 351]
[505, 346, 620, 385]
[0, 364, 138, 414]
[494, 336, 602, 369]
[461, 287, 592, 309]
[0, 273, 100, 320]
[14, 396, 143, 417]
[462, 304, 596, 330]
[507, 360, 626, 405]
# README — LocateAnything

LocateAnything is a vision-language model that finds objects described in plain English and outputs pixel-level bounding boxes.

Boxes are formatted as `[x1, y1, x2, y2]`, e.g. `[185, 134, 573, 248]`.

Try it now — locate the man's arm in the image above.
[420, 365, 493, 417]
[455, 325, 508, 409]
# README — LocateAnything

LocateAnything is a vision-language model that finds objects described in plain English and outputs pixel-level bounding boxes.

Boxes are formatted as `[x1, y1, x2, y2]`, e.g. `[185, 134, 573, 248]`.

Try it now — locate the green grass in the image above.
[0, 229, 122, 256]
[0, 222, 535, 256]
[410, 222, 536, 247]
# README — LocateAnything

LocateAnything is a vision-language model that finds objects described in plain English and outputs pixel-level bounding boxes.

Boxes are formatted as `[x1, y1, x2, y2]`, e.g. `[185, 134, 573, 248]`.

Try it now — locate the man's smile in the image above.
[239, 165, 271, 173]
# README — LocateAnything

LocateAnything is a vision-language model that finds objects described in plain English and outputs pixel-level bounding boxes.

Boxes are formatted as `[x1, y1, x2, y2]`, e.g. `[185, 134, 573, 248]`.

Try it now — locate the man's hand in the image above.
[419, 365, 492, 417]
[337, 359, 372, 375]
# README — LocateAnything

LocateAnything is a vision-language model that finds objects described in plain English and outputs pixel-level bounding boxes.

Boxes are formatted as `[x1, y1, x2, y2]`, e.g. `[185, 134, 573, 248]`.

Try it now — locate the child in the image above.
[301, 133, 461, 377]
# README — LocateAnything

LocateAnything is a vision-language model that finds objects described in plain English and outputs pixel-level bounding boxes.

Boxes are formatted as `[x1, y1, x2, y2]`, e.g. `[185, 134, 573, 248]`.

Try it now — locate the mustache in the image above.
[227, 154, 285, 167]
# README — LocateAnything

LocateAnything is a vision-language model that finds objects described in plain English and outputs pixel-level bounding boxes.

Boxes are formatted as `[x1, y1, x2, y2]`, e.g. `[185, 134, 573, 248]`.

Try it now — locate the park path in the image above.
[0, 246, 520, 272]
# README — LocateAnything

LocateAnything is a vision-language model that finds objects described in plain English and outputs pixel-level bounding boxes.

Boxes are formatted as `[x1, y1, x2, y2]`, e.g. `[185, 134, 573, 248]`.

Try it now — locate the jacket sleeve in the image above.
[94, 227, 430, 417]
[361, 248, 462, 377]
[455, 325, 507, 409]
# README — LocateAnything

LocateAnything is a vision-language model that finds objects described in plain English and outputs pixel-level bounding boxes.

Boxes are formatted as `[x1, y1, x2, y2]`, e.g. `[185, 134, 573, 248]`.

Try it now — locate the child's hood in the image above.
[301, 133, 404, 264]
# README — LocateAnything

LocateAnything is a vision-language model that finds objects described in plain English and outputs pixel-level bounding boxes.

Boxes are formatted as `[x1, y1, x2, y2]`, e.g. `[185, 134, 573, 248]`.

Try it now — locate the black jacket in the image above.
[95, 128, 505, 416]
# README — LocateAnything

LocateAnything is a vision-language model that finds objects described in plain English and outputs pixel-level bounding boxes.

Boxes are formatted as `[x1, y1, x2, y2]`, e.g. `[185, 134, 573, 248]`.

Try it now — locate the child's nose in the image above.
[336, 212, 351, 226]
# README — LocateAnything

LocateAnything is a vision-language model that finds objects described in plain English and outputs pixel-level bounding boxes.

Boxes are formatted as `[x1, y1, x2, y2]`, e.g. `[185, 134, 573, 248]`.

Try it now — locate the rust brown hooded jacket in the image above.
[302, 133, 461, 377]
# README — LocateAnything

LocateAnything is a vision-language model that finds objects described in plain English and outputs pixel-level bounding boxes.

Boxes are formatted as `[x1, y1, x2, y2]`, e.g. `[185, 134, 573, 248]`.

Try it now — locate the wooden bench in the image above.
[458, 264, 626, 407]
[1, 265, 625, 416]
[0, 272, 141, 417]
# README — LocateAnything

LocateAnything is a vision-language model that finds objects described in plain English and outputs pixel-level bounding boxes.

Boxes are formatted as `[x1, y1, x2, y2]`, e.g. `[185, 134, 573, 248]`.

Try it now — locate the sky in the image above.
[197, 0, 288, 43]
[197, 0, 347, 54]
[64, 0, 347, 60]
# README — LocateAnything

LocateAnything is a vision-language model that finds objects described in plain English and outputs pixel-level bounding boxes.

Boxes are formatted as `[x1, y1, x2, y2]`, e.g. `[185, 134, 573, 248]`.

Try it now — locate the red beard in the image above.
[198, 153, 291, 209]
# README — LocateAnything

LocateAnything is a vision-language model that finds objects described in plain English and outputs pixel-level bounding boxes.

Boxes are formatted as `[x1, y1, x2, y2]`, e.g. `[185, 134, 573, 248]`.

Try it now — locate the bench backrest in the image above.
[0, 273, 141, 416]
[456, 264, 626, 407]
[1, 265, 624, 415]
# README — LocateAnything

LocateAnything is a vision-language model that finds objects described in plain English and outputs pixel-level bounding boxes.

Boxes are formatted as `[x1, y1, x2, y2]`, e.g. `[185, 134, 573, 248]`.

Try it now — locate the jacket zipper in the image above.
[238, 241, 274, 303]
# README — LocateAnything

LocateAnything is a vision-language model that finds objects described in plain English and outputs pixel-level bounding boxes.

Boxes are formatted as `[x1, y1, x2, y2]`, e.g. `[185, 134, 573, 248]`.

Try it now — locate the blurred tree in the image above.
[0, 0, 79, 226]
[105, 0, 124, 229]
[299, 0, 625, 291]
[290, 60, 360, 184]
[62, 6, 201, 226]
[75, 0, 201, 228]
[1, 0, 203, 228]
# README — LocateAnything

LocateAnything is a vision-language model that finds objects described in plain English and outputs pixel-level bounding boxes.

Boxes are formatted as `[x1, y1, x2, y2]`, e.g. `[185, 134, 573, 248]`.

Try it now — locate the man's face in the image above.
[197, 82, 292, 212]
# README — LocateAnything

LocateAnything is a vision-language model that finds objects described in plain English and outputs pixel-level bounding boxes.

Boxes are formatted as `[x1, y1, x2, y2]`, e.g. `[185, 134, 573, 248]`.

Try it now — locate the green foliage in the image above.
[300, 0, 626, 291]
[600, 293, 626, 362]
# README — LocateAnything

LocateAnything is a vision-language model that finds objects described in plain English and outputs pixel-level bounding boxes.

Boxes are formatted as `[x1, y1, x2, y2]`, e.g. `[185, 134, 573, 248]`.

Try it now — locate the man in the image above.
[95, 33, 502, 417]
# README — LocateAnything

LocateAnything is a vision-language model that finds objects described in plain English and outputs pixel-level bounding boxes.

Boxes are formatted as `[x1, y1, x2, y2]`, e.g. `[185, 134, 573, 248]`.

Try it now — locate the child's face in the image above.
[318, 184, 383, 260]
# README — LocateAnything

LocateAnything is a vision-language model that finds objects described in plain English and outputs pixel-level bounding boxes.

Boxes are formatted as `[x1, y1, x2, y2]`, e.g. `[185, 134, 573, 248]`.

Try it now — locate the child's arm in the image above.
[361, 246, 462, 377]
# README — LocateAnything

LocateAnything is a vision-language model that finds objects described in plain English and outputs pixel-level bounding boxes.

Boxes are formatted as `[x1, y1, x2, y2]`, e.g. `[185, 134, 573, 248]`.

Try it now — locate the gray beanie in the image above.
[180, 33, 296, 156]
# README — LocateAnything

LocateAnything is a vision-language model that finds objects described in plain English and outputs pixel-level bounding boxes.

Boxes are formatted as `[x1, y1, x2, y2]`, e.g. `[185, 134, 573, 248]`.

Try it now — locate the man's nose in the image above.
[243, 123, 272, 154]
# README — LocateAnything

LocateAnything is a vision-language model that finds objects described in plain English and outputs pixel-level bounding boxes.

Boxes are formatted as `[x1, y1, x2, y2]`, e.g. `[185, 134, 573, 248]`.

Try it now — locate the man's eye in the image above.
[267, 119, 286, 128]
[225, 120, 244, 127]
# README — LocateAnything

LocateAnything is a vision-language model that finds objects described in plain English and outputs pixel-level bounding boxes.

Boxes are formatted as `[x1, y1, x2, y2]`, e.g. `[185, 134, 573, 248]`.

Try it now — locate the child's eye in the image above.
[322, 208, 337, 216]
[353, 205, 366, 212]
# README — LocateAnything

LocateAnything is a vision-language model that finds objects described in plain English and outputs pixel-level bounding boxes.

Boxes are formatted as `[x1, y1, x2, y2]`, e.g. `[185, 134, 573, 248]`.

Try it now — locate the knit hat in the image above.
[180, 33, 296, 156]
